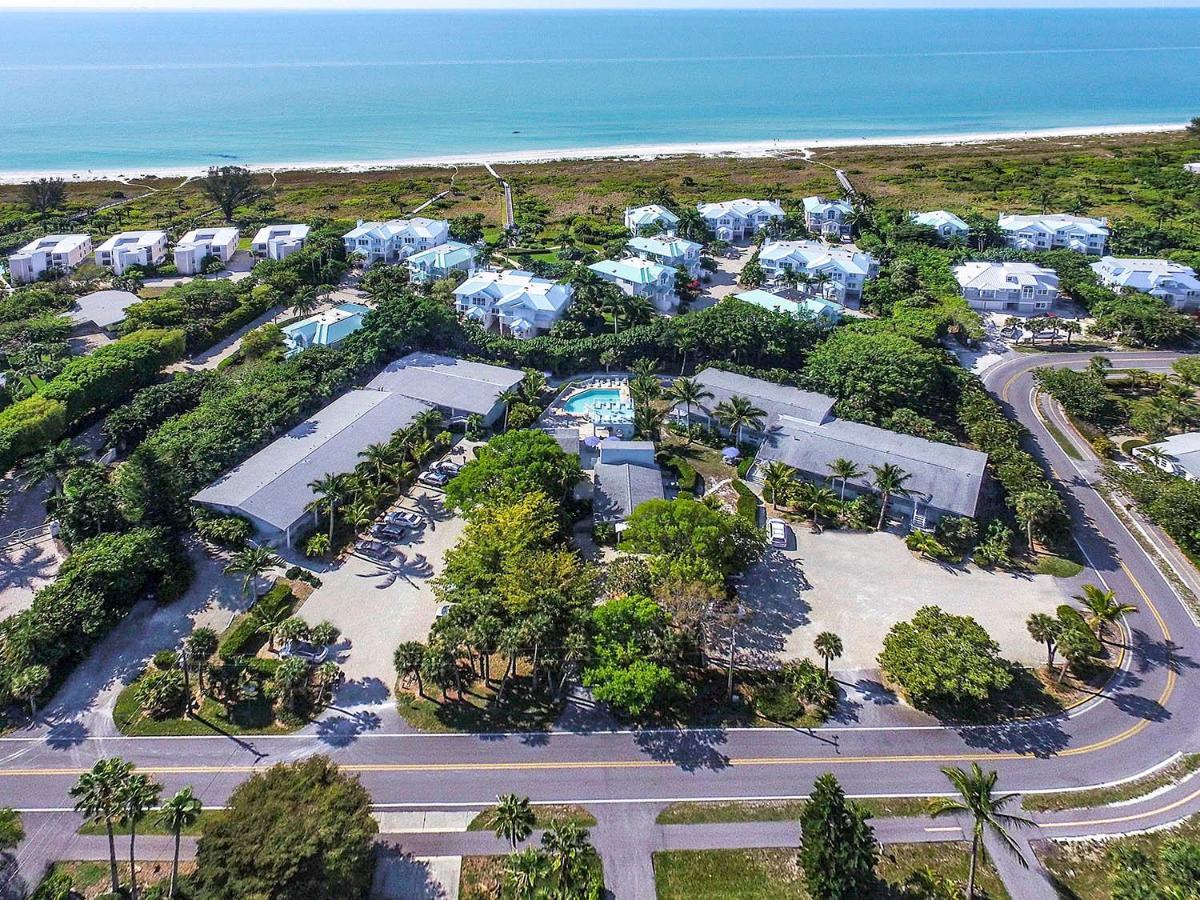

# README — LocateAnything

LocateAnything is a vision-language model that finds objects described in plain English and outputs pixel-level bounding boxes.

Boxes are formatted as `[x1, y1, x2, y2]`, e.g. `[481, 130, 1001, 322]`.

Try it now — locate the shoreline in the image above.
[0, 122, 1186, 186]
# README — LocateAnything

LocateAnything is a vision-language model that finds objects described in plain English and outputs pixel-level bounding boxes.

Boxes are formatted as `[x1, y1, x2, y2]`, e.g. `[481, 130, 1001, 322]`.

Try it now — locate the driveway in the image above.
[694, 244, 753, 309]
[737, 528, 1078, 669]
[298, 482, 468, 699]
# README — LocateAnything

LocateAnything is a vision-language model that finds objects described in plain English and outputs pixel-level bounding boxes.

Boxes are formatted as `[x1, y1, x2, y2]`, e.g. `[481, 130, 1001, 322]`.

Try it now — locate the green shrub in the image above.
[736, 456, 754, 478]
[661, 455, 698, 493]
[193, 509, 253, 548]
[0, 394, 68, 471]
[152, 650, 178, 671]
[732, 479, 760, 523]
[218, 616, 262, 662]
[135, 667, 186, 718]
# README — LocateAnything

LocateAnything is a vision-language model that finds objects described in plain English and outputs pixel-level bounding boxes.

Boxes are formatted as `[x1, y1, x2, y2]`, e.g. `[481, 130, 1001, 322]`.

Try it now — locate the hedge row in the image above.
[218, 583, 296, 661]
[0, 328, 185, 472]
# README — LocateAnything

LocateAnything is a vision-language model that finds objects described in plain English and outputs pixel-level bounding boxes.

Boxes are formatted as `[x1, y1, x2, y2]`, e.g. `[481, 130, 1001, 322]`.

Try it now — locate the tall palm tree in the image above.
[519, 369, 548, 405]
[157, 787, 203, 900]
[120, 773, 162, 900]
[713, 395, 767, 446]
[931, 764, 1033, 900]
[666, 377, 713, 441]
[223, 545, 282, 601]
[493, 793, 537, 849]
[1014, 490, 1058, 554]
[498, 387, 521, 431]
[813, 631, 843, 676]
[541, 821, 590, 896]
[410, 408, 444, 441]
[827, 457, 864, 503]
[358, 442, 394, 486]
[71, 758, 134, 895]
[307, 472, 348, 541]
[869, 463, 913, 530]
[794, 482, 839, 533]
[344, 501, 374, 534]
[1137, 444, 1169, 472]
[760, 461, 795, 510]
[1075, 584, 1137, 640]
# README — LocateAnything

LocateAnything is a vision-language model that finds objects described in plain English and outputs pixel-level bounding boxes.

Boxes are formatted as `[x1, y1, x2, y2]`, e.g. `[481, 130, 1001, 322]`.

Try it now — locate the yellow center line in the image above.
[1040, 781, 1200, 829]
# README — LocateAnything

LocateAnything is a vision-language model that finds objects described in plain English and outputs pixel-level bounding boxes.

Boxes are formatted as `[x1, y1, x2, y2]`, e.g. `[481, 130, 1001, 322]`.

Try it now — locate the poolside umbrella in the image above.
[582, 436, 602, 449]
[722, 446, 742, 462]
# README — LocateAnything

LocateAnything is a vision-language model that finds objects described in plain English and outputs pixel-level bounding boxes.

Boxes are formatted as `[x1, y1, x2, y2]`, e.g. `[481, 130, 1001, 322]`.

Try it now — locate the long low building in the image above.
[592, 440, 665, 526]
[193, 389, 433, 546]
[366, 352, 524, 427]
[673, 368, 987, 527]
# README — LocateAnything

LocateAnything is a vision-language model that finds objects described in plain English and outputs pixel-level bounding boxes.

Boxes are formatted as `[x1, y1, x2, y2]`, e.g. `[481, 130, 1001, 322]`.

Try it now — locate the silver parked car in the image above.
[279, 640, 330, 664]
[385, 510, 424, 529]
[354, 539, 394, 561]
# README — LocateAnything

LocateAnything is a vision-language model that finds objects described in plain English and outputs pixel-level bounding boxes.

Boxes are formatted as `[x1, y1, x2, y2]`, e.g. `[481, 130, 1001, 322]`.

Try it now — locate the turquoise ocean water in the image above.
[1, 8, 1198, 174]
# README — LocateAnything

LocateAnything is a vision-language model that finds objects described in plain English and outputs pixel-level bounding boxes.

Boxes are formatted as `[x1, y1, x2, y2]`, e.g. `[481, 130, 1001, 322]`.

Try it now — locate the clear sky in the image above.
[4, 0, 1199, 9]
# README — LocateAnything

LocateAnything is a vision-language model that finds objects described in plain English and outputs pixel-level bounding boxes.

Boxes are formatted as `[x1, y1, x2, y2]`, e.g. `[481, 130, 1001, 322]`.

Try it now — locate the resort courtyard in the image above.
[737, 527, 1082, 671]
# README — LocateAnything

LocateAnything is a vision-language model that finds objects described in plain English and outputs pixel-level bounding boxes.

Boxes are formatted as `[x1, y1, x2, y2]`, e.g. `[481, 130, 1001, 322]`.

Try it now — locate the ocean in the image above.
[1, 7, 1198, 175]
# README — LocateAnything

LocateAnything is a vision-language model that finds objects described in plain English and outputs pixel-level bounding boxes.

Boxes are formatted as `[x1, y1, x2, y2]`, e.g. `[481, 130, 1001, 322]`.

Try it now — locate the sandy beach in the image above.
[0, 122, 1185, 186]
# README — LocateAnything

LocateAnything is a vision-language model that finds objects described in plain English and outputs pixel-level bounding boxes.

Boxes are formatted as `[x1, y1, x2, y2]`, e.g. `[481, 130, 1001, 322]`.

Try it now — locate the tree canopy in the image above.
[444, 429, 582, 516]
[191, 756, 377, 900]
[621, 497, 764, 587]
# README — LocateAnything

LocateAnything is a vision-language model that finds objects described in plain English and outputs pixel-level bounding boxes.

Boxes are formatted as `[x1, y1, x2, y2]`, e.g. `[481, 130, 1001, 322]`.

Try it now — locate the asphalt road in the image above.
[4, 349, 1200, 896]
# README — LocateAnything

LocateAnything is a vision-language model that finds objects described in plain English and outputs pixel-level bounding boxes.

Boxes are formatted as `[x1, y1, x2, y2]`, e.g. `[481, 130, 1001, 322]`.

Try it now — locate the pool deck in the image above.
[538, 377, 634, 440]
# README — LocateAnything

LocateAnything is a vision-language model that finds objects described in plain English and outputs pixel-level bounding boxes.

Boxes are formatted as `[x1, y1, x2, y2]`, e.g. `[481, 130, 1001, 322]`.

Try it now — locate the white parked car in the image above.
[418, 469, 450, 488]
[767, 518, 789, 549]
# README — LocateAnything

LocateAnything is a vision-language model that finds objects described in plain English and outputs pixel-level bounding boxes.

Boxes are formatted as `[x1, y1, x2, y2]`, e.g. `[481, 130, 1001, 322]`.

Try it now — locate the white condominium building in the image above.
[174, 227, 240, 275]
[251, 224, 310, 260]
[758, 240, 879, 305]
[342, 218, 450, 268]
[953, 261, 1059, 313]
[7, 233, 92, 284]
[588, 257, 679, 313]
[998, 213, 1109, 255]
[695, 199, 784, 242]
[1091, 256, 1200, 311]
[911, 210, 970, 241]
[94, 230, 169, 276]
[802, 196, 854, 239]
[626, 235, 703, 279]
[624, 204, 680, 236]
[453, 269, 574, 339]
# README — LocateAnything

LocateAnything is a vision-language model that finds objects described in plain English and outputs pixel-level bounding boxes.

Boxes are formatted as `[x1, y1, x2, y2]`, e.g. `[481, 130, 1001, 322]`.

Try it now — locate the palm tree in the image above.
[505, 847, 550, 899]
[869, 463, 913, 530]
[498, 387, 521, 431]
[794, 482, 839, 533]
[1137, 444, 1169, 472]
[315, 660, 342, 706]
[157, 787, 203, 900]
[223, 545, 282, 601]
[186, 628, 218, 693]
[813, 631, 843, 676]
[760, 461, 795, 510]
[344, 501, 374, 534]
[1026, 612, 1062, 670]
[307, 472, 348, 542]
[519, 369, 548, 405]
[120, 773, 162, 900]
[666, 377, 713, 442]
[826, 457, 864, 503]
[358, 442, 394, 486]
[71, 758, 134, 895]
[1075, 584, 1137, 640]
[394, 641, 427, 697]
[931, 764, 1033, 900]
[410, 408, 444, 441]
[493, 793, 536, 849]
[541, 821, 590, 896]
[1014, 490, 1058, 554]
[24, 439, 86, 495]
[713, 394, 767, 446]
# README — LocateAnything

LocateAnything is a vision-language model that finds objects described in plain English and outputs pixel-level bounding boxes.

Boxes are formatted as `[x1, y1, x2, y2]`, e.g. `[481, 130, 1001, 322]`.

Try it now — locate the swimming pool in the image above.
[562, 387, 634, 423]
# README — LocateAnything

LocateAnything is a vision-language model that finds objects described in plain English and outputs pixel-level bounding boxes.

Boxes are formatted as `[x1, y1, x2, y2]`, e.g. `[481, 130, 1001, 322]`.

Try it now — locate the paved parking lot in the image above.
[298, 456, 473, 702]
[737, 527, 1079, 670]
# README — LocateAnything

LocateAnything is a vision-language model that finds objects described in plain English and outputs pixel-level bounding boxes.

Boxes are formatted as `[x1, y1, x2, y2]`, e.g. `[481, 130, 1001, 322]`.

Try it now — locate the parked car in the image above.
[371, 522, 407, 542]
[418, 469, 450, 488]
[437, 604, 452, 619]
[436, 460, 463, 475]
[279, 640, 330, 663]
[384, 510, 424, 529]
[354, 539, 393, 561]
[767, 518, 789, 549]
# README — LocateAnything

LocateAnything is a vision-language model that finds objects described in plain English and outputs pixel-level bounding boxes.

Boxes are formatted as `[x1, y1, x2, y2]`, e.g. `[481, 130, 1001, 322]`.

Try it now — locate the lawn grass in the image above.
[652, 843, 1008, 899]
[655, 796, 936, 825]
[467, 804, 597, 832]
[79, 809, 219, 836]
[1039, 414, 1085, 461]
[1032, 554, 1085, 578]
[38, 859, 195, 899]
[112, 679, 294, 737]
[1023, 752, 1200, 812]
[1036, 814, 1200, 900]
[394, 668, 564, 733]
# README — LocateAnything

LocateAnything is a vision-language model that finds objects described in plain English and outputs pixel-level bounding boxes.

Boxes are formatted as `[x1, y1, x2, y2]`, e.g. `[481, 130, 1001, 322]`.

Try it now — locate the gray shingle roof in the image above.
[758, 415, 988, 518]
[193, 390, 432, 534]
[547, 427, 581, 456]
[593, 462, 665, 523]
[366, 352, 524, 416]
[66, 289, 141, 330]
[688, 367, 836, 427]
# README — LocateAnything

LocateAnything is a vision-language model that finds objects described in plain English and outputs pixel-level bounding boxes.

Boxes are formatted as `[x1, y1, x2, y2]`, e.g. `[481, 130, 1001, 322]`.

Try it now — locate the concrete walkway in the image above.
[985, 830, 1058, 900]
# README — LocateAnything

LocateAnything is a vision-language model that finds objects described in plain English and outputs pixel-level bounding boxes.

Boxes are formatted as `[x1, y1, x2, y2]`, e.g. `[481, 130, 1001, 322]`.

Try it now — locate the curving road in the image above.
[3, 350, 1200, 894]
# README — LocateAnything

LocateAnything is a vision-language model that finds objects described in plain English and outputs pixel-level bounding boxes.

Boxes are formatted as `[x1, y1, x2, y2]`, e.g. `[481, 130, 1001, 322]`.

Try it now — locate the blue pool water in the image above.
[1, 8, 1197, 174]
[563, 388, 634, 423]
